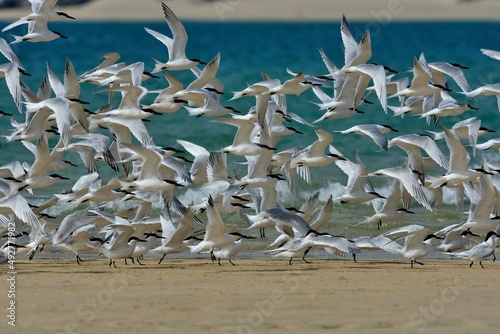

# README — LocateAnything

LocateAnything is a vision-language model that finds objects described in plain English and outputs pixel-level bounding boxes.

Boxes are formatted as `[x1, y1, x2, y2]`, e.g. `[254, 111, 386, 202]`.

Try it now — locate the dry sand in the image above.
[0, 1, 499, 333]
[0, 0, 499, 22]
[1, 256, 499, 333]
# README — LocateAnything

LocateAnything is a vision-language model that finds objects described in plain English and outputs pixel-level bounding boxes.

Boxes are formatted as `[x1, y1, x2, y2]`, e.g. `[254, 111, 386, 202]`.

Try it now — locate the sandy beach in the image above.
[0, 1, 499, 333]
[0, 0, 499, 22]
[0, 256, 498, 333]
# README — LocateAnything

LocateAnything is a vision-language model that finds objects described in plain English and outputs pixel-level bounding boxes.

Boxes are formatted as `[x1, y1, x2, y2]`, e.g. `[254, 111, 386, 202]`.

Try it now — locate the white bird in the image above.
[185, 94, 238, 118]
[311, 85, 356, 114]
[285, 128, 344, 185]
[377, 224, 443, 267]
[368, 165, 432, 211]
[429, 126, 486, 189]
[267, 72, 315, 96]
[428, 117, 493, 157]
[76, 178, 124, 204]
[94, 225, 147, 268]
[0, 242, 26, 264]
[54, 172, 100, 203]
[425, 55, 473, 94]
[248, 207, 313, 239]
[118, 144, 181, 204]
[419, 91, 478, 123]
[130, 222, 163, 265]
[95, 85, 157, 120]
[389, 57, 447, 99]
[190, 195, 252, 262]
[10, 135, 70, 194]
[142, 72, 184, 114]
[309, 195, 334, 232]
[55, 225, 103, 265]
[145, 3, 205, 72]
[334, 63, 388, 112]
[56, 132, 118, 173]
[9, 20, 68, 44]
[335, 154, 385, 205]
[476, 137, 500, 151]
[150, 207, 195, 264]
[211, 117, 275, 157]
[462, 83, 500, 113]
[361, 178, 415, 229]
[0, 194, 41, 232]
[480, 48, 500, 61]
[340, 14, 372, 68]
[336, 124, 398, 151]
[265, 230, 361, 265]
[230, 78, 280, 101]
[388, 133, 449, 184]
[457, 172, 499, 233]
[2, 0, 75, 33]
[186, 52, 221, 90]
[176, 139, 213, 184]
[212, 239, 247, 266]
[389, 96, 424, 117]
[24, 96, 84, 148]
[52, 208, 98, 244]
[0, 37, 26, 71]
[0, 61, 23, 113]
[78, 52, 122, 80]
[436, 225, 479, 254]
[450, 231, 500, 268]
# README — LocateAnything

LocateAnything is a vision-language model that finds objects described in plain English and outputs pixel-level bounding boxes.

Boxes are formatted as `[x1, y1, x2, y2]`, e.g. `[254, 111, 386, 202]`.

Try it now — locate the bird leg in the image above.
[210, 250, 215, 262]
[413, 260, 424, 266]
[217, 258, 221, 266]
[352, 253, 357, 263]
[76, 255, 84, 265]
[229, 259, 236, 266]
[480, 261, 484, 269]
[469, 261, 474, 268]
[158, 255, 166, 264]
[136, 258, 144, 266]
[302, 247, 312, 263]
[289, 258, 293, 265]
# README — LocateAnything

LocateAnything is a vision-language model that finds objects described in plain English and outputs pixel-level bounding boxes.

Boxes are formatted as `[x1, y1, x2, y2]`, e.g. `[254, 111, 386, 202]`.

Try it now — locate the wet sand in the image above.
[0, 0, 499, 22]
[1, 256, 499, 333]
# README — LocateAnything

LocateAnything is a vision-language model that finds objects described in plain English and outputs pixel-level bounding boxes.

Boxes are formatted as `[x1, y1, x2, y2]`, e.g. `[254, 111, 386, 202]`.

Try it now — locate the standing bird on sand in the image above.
[448, 231, 500, 268]
[375, 224, 443, 267]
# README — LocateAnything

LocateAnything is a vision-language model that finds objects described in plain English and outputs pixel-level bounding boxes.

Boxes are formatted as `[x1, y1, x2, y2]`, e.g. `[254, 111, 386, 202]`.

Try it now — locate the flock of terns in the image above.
[1, 0, 500, 268]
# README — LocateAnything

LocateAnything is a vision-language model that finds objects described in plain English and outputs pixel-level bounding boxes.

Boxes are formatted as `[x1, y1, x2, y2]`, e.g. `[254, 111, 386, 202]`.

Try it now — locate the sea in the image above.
[1, 20, 500, 242]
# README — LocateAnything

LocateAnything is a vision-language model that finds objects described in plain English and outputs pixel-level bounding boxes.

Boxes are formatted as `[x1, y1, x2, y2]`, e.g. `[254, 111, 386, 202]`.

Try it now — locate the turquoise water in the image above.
[1, 20, 500, 237]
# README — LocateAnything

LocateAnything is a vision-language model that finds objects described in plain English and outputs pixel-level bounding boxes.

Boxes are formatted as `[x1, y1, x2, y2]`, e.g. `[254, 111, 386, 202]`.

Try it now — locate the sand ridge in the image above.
[0, 0, 498, 22]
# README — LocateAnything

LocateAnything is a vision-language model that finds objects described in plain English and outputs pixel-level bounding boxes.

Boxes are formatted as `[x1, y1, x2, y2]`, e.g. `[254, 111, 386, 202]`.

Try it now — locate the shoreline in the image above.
[2, 257, 498, 333]
[0, 0, 499, 22]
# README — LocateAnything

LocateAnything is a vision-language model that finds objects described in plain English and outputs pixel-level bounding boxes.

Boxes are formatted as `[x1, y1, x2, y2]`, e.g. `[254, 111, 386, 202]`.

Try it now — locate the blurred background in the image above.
[0, 0, 499, 21]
